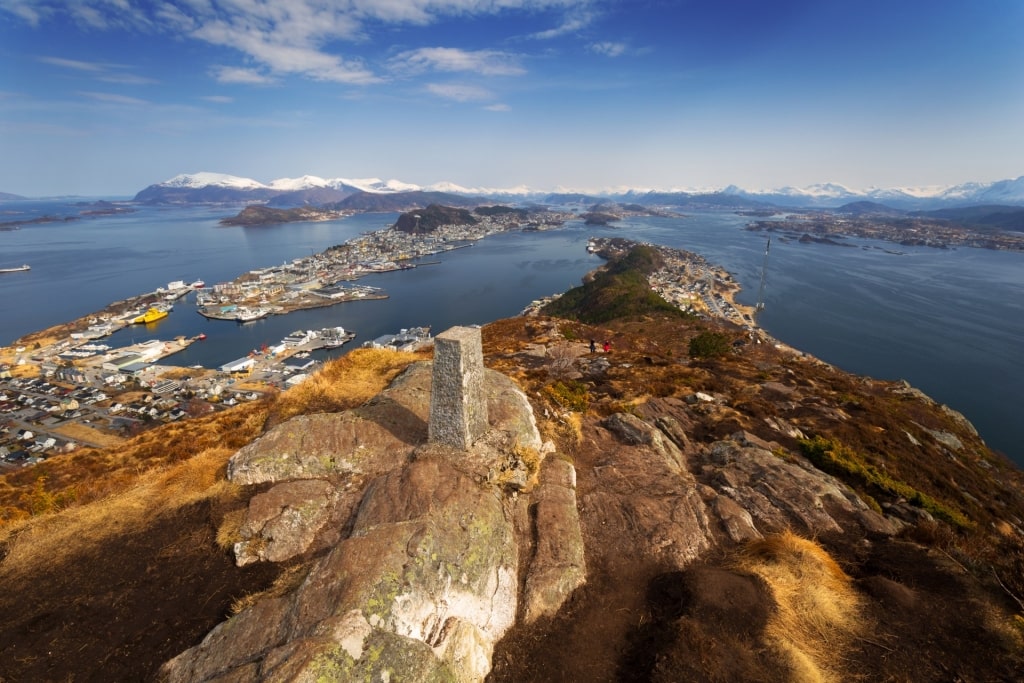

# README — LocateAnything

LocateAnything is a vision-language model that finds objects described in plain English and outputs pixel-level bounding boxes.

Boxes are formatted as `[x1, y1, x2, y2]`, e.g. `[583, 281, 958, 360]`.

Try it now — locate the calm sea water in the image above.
[1, 201, 1022, 464]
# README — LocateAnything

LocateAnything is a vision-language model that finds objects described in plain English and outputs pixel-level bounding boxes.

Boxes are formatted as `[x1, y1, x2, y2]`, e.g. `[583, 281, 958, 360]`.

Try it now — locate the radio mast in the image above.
[756, 236, 771, 312]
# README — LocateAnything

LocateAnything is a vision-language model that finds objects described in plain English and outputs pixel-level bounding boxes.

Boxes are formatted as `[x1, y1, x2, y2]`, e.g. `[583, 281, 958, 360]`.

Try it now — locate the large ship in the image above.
[0, 264, 30, 273]
[133, 307, 169, 324]
[235, 306, 270, 323]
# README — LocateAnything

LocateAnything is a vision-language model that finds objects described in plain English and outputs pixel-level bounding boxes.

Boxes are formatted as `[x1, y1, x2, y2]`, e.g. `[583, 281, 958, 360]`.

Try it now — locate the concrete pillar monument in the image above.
[429, 326, 488, 450]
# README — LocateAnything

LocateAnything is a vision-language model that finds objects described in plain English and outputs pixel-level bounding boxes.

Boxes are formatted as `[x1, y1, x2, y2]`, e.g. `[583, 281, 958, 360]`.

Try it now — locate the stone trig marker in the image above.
[429, 326, 488, 450]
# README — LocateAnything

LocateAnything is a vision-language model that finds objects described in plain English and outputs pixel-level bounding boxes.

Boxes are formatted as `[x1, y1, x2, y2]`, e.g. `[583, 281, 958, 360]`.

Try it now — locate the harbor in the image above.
[196, 283, 387, 322]
[2, 204, 1023, 464]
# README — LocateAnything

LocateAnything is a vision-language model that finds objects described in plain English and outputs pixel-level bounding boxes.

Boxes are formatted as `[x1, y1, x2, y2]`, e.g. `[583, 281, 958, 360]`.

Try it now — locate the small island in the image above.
[219, 205, 351, 226]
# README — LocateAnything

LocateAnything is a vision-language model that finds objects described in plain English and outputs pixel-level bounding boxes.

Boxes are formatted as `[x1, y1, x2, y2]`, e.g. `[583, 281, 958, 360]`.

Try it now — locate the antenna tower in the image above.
[756, 236, 771, 312]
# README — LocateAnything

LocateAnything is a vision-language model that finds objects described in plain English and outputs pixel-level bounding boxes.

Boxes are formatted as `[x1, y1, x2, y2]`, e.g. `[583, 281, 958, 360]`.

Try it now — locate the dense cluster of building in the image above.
[197, 210, 570, 320]
[647, 248, 755, 328]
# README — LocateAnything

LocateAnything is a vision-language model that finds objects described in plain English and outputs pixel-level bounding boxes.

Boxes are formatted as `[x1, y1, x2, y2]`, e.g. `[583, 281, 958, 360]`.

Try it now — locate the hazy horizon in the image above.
[2, 1, 1022, 196]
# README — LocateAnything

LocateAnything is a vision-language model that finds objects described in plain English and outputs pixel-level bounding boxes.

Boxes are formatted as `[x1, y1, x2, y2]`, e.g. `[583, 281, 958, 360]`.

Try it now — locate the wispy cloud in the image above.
[99, 73, 158, 85]
[210, 66, 278, 86]
[2, 0, 50, 25]
[485, 103, 511, 111]
[38, 56, 106, 72]
[426, 83, 494, 102]
[532, 9, 596, 40]
[38, 55, 157, 84]
[390, 47, 525, 77]
[6, 0, 595, 86]
[590, 41, 627, 58]
[191, 14, 378, 84]
[201, 95, 234, 104]
[77, 91, 149, 105]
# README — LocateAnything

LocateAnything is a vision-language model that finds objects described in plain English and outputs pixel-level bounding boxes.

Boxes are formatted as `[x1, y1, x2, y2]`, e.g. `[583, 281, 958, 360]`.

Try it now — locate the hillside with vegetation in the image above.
[392, 203, 479, 233]
[218, 205, 343, 226]
[1, 246, 1023, 681]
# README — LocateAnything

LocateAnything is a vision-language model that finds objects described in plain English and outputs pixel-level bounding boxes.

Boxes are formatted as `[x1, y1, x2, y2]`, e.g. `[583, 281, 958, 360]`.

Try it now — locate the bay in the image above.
[1, 201, 1021, 464]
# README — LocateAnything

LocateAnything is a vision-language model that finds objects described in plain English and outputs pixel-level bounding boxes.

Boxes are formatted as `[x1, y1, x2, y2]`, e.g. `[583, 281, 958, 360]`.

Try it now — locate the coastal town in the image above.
[1, 207, 758, 469]
[746, 212, 1024, 251]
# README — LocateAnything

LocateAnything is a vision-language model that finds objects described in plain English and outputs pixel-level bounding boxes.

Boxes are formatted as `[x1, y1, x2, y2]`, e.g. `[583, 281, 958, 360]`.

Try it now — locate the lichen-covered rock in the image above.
[163, 357, 548, 682]
[233, 479, 357, 566]
[164, 455, 520, 683]
[227, 362, 433, 485]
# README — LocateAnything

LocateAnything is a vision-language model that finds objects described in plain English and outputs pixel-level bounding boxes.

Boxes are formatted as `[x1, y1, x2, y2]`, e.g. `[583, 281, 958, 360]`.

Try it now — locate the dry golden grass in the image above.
[230, 563, 310, 615]
[0, 444, 240, 578]
[231, 380, 274, 392]
[0, 399, 269, 528]
[734, 531, 863, 683]
[159, 366, 214, 381]
[217, 508, 247, 551]
[7, 363, 39, 379]
[265, 347, 429, 427]
[50, 422, 127, 449]
[0, 348, 427, 558]
[537, 411, 584, 458]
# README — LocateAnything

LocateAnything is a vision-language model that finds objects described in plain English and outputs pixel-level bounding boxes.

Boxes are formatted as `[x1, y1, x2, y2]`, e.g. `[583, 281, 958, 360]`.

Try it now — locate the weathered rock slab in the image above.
[699, 437, 899, 538]
[523, 458, 586, 623]
[233, 479, 356, 566]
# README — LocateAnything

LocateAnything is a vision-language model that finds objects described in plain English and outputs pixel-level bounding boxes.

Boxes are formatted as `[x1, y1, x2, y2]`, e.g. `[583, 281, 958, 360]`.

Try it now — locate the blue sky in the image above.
[1, 0, 1022, 196]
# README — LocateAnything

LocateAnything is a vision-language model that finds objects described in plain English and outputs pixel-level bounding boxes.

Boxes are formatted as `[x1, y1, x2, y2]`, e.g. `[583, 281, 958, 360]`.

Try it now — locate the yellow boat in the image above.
[133, 307, 168, 324]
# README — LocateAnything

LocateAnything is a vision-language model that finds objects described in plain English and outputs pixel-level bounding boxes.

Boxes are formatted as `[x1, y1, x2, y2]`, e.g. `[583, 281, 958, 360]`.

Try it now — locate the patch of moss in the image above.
[688, 331, 731, 359]
[799, 435, 972, 529]
[543, 380, 590, 412]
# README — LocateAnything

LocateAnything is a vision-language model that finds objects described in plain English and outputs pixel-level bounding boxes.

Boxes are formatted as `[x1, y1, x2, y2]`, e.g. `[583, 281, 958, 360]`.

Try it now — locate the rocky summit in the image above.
[1, 250, 1023, 682]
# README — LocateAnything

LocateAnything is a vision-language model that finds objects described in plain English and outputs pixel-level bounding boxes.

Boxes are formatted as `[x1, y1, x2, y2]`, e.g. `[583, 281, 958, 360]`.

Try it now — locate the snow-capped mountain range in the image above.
[158, 172, 423, 194]
[134, 172, 1024, 209]
[721, 176, 1024, 208]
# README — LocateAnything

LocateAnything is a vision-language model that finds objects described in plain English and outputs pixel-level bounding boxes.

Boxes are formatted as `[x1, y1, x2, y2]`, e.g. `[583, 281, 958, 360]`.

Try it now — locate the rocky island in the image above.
[218, 205, 351, 226]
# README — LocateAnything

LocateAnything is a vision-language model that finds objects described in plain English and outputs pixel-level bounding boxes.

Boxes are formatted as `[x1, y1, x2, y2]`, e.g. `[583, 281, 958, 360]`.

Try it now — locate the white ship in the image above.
[235, 307, 270, 323]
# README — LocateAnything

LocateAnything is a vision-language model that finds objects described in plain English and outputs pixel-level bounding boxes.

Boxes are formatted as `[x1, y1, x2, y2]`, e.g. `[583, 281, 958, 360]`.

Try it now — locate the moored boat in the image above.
[133, 307, 169, 324]
[235, 306, 270, 323]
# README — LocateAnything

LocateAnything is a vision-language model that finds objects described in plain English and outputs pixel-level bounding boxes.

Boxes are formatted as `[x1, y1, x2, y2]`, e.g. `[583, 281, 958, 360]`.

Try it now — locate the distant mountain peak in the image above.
[267, 175, 329, 191]
[133, 172, 1024, 209]
[161, 172, 265, 190]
